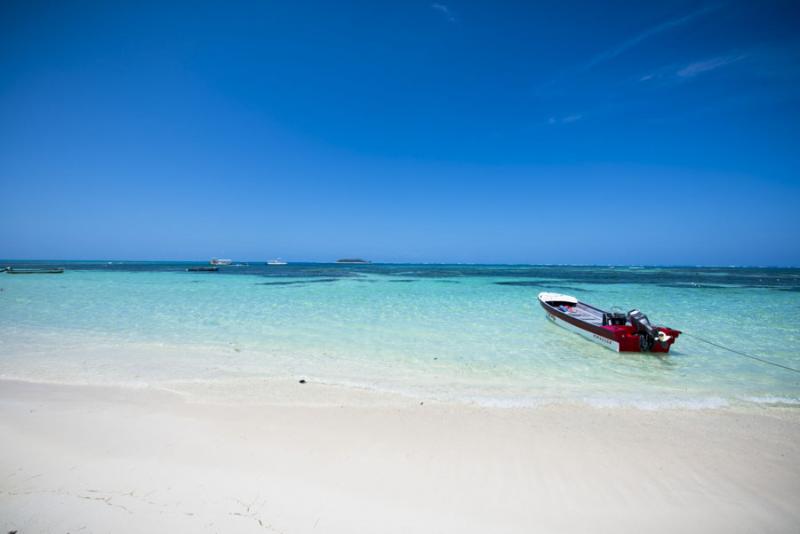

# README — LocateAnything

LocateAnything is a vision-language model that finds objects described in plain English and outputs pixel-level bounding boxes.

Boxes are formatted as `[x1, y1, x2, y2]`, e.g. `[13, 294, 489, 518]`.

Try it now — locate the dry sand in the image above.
[1, 379, 799, 533]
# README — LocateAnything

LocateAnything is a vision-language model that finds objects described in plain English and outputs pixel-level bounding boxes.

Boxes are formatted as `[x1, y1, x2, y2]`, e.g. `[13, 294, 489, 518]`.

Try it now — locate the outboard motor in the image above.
[628, 309, 658, 351]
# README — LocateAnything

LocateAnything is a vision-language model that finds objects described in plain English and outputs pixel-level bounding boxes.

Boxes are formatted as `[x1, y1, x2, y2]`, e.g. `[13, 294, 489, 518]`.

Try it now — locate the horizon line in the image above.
[2, 259, 798, 269]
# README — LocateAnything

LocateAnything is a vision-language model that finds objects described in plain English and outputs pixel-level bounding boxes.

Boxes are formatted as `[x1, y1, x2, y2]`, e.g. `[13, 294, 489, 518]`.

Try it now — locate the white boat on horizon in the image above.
[266, 259, 288, 265]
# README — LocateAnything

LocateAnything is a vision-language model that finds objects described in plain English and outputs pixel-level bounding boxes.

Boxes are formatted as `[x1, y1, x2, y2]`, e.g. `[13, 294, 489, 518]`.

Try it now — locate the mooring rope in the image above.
[682, 332, 800, 375]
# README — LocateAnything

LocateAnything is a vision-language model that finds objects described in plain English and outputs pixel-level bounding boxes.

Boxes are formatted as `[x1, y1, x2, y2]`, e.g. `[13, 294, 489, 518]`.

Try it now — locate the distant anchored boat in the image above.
[210, 258, 232, 266]
[187, 266, 219, 272]
[266, 259, 287, 265]
[5, 267, 65, 274]
[336, 258, 370, 264]
[538, 292, 680, 353]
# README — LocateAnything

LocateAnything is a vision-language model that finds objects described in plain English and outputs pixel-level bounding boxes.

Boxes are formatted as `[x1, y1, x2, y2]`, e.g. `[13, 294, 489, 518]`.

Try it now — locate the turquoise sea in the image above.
[1, 262, 799, 408]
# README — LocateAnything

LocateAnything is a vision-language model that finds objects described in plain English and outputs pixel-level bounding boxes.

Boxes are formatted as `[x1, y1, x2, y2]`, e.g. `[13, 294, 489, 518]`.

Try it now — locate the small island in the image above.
[336, 258, 371, 264]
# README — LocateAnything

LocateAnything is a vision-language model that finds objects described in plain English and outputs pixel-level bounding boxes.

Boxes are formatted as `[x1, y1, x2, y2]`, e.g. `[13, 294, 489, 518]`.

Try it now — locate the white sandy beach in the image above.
[1, 379, 799, 534]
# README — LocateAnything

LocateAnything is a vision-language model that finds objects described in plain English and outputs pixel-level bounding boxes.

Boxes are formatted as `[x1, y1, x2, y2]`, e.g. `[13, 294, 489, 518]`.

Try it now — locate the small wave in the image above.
[741, 396, 800, 406]
[0, 374, 156, 391]
[581, 396, 730, 410]
[461, 396, 557, 408]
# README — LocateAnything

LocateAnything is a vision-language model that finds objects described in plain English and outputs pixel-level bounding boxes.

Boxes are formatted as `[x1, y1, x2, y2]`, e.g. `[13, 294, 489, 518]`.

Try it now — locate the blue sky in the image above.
[1, 1, 798, 264]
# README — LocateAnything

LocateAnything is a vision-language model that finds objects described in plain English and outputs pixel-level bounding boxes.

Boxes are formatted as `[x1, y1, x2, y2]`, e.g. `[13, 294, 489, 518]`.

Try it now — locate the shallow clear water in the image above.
[1, 262, 799, 408]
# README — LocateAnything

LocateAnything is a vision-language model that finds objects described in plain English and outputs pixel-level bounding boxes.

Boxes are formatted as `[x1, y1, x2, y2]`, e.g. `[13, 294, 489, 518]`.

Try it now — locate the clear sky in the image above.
[1, 1, 798, 265]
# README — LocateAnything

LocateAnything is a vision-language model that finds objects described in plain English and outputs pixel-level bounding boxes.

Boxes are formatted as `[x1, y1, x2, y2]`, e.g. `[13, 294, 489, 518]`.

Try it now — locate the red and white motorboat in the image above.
[538, 292, 681, 353]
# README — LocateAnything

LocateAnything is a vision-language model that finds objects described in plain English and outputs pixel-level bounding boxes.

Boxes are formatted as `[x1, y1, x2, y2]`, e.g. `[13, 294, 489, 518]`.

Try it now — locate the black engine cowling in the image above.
[628, 309, 658, 351]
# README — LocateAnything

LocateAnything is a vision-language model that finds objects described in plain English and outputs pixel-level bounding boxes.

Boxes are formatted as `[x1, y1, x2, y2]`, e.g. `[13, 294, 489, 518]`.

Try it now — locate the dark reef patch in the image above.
[495, 281, 549, 287]
[495, 281, 591, 292]
[256, 278, 339, 286]
[10, 261, 797, 292]
[657, 283, 731, 290]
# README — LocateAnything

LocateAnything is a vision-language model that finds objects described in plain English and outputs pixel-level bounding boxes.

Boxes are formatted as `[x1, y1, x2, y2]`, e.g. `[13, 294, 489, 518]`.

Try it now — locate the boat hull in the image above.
[545, 311, 620, 351]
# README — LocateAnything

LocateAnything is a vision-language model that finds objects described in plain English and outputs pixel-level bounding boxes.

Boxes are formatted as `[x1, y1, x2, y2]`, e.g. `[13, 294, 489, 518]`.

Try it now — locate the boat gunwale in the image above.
[538, 296, 617, 341]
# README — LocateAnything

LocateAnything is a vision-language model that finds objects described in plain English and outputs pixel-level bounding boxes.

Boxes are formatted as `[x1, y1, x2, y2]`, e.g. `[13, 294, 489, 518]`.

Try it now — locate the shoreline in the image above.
[2, 373, 799, 411]
[2, 380, 799, 533]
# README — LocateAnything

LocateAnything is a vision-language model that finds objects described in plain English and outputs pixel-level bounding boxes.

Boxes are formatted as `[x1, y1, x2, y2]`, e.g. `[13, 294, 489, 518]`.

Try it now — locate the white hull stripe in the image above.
[545, 311, 620, 352]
